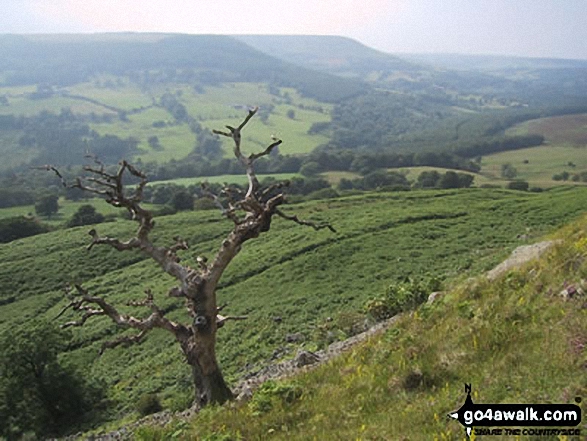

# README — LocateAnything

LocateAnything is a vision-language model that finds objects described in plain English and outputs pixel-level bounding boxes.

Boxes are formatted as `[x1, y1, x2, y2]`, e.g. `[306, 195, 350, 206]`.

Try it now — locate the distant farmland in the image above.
[507, 113, 587, 147]
[479, 113, 587, 186]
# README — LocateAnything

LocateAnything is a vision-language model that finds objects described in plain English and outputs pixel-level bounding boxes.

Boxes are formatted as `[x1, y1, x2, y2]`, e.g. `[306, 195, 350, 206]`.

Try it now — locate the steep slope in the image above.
[137, 212, 587, 440]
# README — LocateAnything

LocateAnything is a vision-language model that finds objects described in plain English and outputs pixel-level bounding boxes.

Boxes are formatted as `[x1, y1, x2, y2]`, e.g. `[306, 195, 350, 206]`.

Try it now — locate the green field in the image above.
[480, 144, 587, 187]
[1, 186, 587, 428]
[85, 82, 331, 163]
[321, 170, 361, 185]
[0, 198, 155, 227]
[67, 79, 154, 111]
[150, 172, 301, 187]
[479, 113, 587, 186]
[0, 81, 332, 167]
[507, 113, 587, 147]
[0, 94, 117, 117]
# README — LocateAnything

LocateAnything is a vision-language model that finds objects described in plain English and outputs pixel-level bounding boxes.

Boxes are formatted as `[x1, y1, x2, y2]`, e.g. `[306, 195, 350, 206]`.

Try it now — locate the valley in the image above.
[0, 32, 586, 438]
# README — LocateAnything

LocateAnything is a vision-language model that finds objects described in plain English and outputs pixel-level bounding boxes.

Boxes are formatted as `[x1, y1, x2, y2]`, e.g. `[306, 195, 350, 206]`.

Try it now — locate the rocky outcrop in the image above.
[486, 240, 560, 281]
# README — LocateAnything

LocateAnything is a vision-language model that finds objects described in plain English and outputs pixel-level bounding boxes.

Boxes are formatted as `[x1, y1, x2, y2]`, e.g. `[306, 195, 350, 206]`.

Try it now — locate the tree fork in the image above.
[42, 109, 334, 408]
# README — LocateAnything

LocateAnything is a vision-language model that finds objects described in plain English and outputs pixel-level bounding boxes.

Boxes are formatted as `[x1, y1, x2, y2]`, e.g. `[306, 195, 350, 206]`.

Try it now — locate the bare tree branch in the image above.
[216, 314, 248, 329]
[61, 309, 105, 328]
[212, 107, 274, 198]
[38, 159, 192, 283]
[31, 165, 67, 187]
[261, 180, 290, 200]
[59, 284, 190, 353]
[249, 139, 282, 162]
[99, 330, 148, 355]
[87, 230, 141, 251]
[84, 153, 105, 171]
[201, 182, 241, 224]
[275, 209, 337, 233]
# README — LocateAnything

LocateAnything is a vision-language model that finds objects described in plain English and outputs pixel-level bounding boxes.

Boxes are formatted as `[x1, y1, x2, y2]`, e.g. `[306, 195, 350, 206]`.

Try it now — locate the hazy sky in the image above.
[2, 0, 586, 59]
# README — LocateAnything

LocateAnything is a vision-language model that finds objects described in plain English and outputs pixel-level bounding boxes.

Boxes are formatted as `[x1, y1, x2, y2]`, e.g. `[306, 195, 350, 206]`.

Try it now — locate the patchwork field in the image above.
[85, 82, 333, 162]
[0, 81, 331, 166]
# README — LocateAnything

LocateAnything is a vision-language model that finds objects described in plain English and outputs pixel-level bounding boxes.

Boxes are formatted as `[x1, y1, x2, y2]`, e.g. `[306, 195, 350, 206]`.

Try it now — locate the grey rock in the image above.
[294, 350, 320, 368]
[427, 291, 444, 305]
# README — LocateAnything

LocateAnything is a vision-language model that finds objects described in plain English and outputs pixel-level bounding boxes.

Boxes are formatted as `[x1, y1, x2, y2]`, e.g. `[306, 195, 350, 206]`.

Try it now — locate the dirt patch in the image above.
[527, 114, 587, 146]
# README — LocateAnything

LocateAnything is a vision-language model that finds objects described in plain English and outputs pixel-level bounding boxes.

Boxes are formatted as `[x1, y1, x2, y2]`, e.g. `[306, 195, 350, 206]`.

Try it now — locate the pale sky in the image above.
[1, 0, 586, 59]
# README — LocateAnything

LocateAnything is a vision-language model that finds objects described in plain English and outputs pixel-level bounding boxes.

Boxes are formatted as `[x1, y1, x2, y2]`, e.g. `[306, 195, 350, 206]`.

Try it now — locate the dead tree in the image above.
[45, 108, 335, 407]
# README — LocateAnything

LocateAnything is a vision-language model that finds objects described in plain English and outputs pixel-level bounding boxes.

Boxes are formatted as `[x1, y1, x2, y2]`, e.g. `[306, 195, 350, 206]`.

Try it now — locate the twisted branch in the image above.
[213, 107, 283, 199]
[31, 165, 67, 187]
[99, 330, 149, 355]
[201, 182, 241, 224]
[58, 284, 190, 355]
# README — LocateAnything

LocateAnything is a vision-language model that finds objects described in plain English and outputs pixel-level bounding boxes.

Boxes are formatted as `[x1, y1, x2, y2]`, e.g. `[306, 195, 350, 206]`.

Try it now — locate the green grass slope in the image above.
[1, 187, 587, 429]
[137, 205, 587, 441]
[480, 113, 587, 187]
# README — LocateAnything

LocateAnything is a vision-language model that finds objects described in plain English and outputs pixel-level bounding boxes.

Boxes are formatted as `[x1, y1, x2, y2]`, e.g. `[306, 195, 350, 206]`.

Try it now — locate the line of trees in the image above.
[2, 111, 139, 166]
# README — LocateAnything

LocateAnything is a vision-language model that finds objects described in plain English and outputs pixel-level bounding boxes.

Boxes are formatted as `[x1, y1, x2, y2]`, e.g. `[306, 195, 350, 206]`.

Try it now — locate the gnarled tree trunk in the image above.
[47, 108, 334, 408]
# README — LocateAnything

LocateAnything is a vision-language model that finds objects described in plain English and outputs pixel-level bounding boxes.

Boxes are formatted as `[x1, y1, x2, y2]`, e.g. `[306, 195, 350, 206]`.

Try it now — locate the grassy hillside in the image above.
[481, 145, 587, 187]
[136, 210, 587, 440]
[480, 113, 587, 186]
[1, 186, 587, 431]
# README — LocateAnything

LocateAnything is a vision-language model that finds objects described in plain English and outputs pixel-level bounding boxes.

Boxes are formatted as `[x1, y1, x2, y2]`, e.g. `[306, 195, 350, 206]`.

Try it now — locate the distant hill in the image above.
[236, 35, 587, 101]
[401, 52, 587, 72]
[236, 35, 423, 78]
[0, 34, 366, 102]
